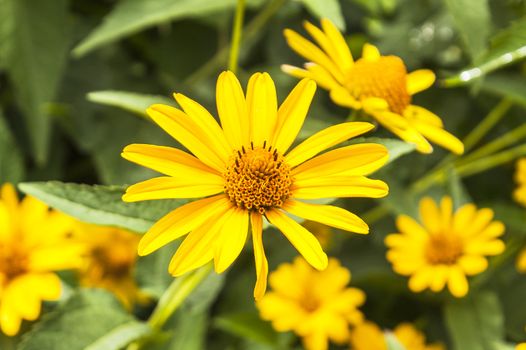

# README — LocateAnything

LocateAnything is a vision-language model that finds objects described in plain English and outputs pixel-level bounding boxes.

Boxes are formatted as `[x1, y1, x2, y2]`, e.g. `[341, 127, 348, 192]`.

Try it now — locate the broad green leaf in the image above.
[87, 91, 175, 119]
[18, 290, 141, 350]
[1, 0, 70, 163]
[299, 0, 346, 30]
[73, 0, 240, 57]
[0, 111, 24, 184]
[18, 182, 188, 233]
[444, 291, 505, 350]
[385, 332, 407, 350]
[136, 244, 178, 299]
[213, 312, 279, 345]
[480, 73, 526, 108]
[85, 322, 153, 350]
[444, 0, 491, 60]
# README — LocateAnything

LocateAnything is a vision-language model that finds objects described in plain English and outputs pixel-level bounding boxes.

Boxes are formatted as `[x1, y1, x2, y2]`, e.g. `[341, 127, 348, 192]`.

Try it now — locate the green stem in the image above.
[184, 0, 286, 85]
[455, 143, 526, 178]
[147, 263, 213, 330]
[228, 0, 246, 73]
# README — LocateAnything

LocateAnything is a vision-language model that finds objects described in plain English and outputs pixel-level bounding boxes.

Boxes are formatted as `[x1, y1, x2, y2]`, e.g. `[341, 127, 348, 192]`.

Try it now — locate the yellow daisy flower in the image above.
[257, 257, 365, 350]
[385, 196, 505, 297]
[513, 158, 526, 207]
[517, 343, 526, 350]
[349, 321, 443, 350]
[73, 222, 146, 309]
[122, 71, 389, 299]
[0, 184, 84, 336]
[282, 19, 464, 155]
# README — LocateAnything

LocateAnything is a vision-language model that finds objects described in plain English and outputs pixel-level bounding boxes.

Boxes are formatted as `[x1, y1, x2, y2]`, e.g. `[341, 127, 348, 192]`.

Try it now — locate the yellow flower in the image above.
[73, 222, 146, 309]
[513, 158, 526, 207]
[0, 184, 84, 336]
[349, 321, 444, 350]
[282, 19, 464, 155]
[517, 343, 526, 350]
[122, 71, 389, 299]
[516, 247, 526, 273]
[385, 196, 505, 297]
[257, 257, 365, 350]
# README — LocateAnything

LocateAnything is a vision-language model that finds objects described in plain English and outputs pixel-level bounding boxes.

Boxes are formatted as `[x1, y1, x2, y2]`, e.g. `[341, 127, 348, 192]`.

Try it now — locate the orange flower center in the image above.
[224, 143, 293, 214]
[345, 56, 411, 114]
[425, 233, 463, 265]
[0, 243, 28, 280]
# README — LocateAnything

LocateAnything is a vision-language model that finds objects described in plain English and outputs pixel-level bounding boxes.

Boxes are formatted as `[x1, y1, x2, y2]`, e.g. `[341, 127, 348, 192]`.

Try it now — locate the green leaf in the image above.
[73, 0, 240, 57]
[443, 291, 505, 350]
[385, 332, 407, 350]
[444, 0, 491, 60]
[85, 322, 153, 350]
[87, 91, 176, 119]
[18, 182, 188, 233]
[1, 0, 70, 163]
[213, 312, 279, 345]
[480, 73, 526, 109]
[0, 111, 24, 184]
[18, 290, 142, 350]
[299, 0, 346, 30]
[136, 244, 177, 299]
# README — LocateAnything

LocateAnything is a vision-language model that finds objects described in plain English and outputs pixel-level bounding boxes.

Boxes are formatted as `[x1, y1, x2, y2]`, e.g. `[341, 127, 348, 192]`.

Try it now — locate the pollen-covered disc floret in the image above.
[346, 56, 410, 114]
[425, 233, 463, 265]
[224, 143, 293, 214]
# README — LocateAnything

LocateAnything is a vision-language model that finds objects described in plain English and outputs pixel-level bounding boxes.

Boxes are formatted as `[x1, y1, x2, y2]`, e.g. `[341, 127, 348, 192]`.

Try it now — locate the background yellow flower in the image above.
[385, 196, 505, 297]
[514, 158, 526, 207]
[0, 184, 84, 336]
[257, 257, 365, 350]
[283, 19, 464, 155]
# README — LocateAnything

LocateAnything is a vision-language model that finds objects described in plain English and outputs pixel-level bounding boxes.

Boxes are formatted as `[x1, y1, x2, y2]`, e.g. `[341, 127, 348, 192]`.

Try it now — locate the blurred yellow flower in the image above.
[0, 184, 84, 336]
[257, 257, 365, 350]
[385, 196, 505, 297]
[349, 321, 443, 350]
[516, 247, 526, 273]
[73, 222, 146, 309]
[517, 343, 526, 350]
[122, 71, 389, 299]
[513, 158, 526, 207]
[283, 19, 464, 155]
[302, 220, 333, 250]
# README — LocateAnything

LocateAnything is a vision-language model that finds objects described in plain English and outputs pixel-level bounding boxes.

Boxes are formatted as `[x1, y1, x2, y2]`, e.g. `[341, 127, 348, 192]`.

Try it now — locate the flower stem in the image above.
[147, 263, 213, 331]
[228, 0, 246, 73]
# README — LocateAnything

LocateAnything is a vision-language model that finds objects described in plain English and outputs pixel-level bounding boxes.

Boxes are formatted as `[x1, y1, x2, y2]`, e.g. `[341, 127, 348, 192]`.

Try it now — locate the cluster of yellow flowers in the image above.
[2, 17, 525, 349]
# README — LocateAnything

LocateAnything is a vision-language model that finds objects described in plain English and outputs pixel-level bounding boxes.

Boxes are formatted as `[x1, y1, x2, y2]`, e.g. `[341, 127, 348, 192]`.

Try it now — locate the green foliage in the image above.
[299, 0, 345, 30]
[87, 91, 176, 119]
[0, 110, 24, 183]
[213, 312, 280, 346]
[18, 182, 188, 233]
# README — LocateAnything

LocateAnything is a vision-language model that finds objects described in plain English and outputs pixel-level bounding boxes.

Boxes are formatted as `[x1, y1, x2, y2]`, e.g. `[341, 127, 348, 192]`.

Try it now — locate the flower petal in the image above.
[123, 176, 224, 202]
[412, 120, 464, 155]
[285, 122, 375, 168]
[292, 144, 388, 179]
[247, 73, 278, 146]
[404, 105, 443, 127]
[283, 199, 368, 234]
[406, 69, 436, 95]
[251, 212, 268, 300]
[138, 195, 231, 255]
[216, 71, 249, 148]
[362, 43, 380, 61]
[214, 208, 249, 273]
[447, 266, 469, 297]
[272, 79, 317, 154]
[419, 197, 441, 234]
[457, 255, 488, 275]
[329, 86, 361, 109]
[293, 176, 388, 199]
[320, 18, 353, 71]
[266, 209, 328, 270]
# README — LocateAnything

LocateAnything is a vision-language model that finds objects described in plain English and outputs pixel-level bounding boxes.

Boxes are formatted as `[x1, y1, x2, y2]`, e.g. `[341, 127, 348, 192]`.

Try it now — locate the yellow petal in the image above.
[362, 43, 380, 61]
[138, 195, 231, 255]
[3, 276, 42, 321]
[406, 69, 436, 95]
[216, 71, 249, 148]
[452, 203, 477, 232]
[404, 105, 443, 127]
[419, 197, 441, 234]
[412, 120, 464, 155]
[272, 79, 316, 154]
[247, 73, 278, 146]
[292, 176, 388, 199]
[395, 215, 429, 241]
[147, 104, 226, 172]
[408, 266, 432, 292]
[285, 122, 375, 168]
[266, 209, 328, 270]
[0, 300, 22, 336]
[462, 208, 494, 238]
[440, 196, 453, 229]
[321, 18, 353, 71]
[282, 199, 368, 234]
[281, 64, 310, 80]
[362, 97, 389, 113]
[1, 183, 18, 216]
[122, 144, 219, 177]
[464, 240, 505, 256]
[447, 266, 469, 297]
[0, 202, 12, 241]
[304, 63, 342, 91]
[28, 244, 86, 272]
[457, 255, 488, 275]
[214, 208, 249, 273]
[292, 144, 388, 179]
[329, 86, 362, 109]
[429, 265, 448, 292]
[123, 176, 224, 202]
[251, 212, 268, 300]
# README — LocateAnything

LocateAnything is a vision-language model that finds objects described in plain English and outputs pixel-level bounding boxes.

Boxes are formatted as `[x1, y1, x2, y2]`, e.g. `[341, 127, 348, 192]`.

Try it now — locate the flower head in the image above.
[516, 247, 526, 273]
[513, 158, 526, 207]
[122, 71, 389, 299]
[283, 19, 464, 155]
[349, 321, 443, 350]
[0, 184, 84, 336]
[257, 257, 365, 350]
[385, 196, 505, 297]
[73, 222, 146, 309]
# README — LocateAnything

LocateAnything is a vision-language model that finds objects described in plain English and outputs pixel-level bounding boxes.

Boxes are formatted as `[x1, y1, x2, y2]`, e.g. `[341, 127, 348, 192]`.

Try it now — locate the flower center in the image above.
[91, 244, 134, 279]
[224, 143, 293, 214]
[425, 233, 463, 265]
[345, 56, 411, 114]
[0, 243, 28, 281]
